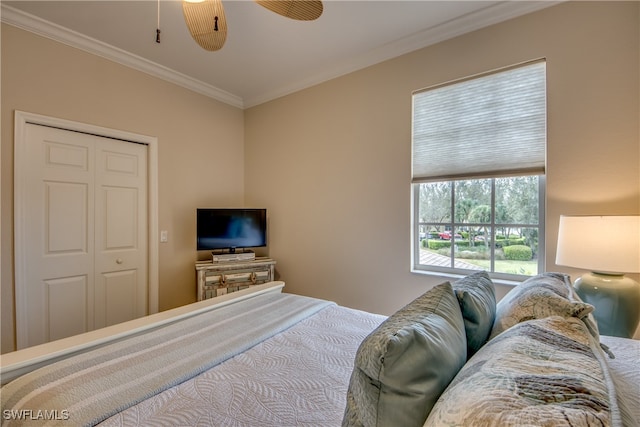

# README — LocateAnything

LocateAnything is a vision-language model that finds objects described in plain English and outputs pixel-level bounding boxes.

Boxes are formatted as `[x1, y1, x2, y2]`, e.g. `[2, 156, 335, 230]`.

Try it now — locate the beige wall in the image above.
[244, 1, 640, 334]
[1, 24, 245, 353]
[2, 1, 639, 352]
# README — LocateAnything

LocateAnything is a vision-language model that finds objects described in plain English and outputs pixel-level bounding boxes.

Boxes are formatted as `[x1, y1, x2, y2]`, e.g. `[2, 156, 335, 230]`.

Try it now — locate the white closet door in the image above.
[94, 138, 148, 329]
[16, 124, 148, 348]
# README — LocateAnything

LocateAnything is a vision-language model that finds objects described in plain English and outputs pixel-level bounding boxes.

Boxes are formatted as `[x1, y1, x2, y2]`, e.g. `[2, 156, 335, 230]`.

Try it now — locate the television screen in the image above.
[196, 208, 267, 251]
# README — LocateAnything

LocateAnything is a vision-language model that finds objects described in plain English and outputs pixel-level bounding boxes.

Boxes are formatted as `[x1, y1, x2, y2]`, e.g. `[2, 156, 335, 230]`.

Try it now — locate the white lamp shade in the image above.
[556, 215, 640, 273]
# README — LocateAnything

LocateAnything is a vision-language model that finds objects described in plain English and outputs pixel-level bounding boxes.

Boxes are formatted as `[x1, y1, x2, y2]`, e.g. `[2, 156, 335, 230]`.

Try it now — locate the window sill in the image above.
[410, 267, 522, 288]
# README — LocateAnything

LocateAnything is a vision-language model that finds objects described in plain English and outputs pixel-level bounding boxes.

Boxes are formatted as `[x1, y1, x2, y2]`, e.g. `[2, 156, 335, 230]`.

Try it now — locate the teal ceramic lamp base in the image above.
[574, 272, 640, 338]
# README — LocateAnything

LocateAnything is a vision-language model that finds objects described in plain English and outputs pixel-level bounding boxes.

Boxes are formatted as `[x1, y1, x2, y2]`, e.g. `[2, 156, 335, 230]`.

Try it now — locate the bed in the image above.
[1, 278, 639, 427]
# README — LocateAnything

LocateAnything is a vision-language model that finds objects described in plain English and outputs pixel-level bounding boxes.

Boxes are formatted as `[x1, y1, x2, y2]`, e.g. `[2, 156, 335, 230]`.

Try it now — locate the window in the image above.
[411, 60, 546, 280]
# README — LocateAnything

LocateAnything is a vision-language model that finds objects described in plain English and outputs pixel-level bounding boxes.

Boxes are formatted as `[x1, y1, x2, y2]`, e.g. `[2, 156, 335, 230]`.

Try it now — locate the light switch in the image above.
[160, 230, 168, 243]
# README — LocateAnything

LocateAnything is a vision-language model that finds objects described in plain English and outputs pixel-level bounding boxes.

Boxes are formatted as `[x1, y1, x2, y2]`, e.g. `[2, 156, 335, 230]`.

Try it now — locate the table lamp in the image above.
[555, 215, 640, 338]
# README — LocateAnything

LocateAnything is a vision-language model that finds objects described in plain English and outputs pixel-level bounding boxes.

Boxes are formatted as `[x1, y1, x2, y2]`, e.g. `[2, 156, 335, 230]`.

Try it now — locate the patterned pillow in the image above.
[452, 271, 496, 358]
[425, 316, 618, 426]
[342, 282, 466, 427]
[489, 272, 596, 340]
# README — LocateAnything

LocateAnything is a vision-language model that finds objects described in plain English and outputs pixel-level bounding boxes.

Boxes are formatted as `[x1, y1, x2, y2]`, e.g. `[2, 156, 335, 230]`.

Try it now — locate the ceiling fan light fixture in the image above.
[182, 0, 227, 51]
[255, 0, 323, 21]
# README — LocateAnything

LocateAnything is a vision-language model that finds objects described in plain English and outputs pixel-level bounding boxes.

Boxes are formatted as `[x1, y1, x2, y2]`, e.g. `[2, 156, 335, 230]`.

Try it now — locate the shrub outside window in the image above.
[411, 60, 546, 280]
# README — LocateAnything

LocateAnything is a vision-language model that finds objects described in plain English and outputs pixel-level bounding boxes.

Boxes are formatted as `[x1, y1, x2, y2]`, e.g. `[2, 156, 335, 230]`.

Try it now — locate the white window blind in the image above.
[412, 60, 546, 183]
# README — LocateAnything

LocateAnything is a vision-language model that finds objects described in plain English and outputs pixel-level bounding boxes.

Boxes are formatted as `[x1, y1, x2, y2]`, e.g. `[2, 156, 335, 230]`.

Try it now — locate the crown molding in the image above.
[1, 4, 244, 109]
[3, 1, 562, 110]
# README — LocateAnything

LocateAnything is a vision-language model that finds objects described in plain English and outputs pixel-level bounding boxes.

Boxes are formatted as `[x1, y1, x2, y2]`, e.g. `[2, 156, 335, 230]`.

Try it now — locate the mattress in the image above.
[600, 335, 640, 427]
[99, 303, 386, 427]
[99, 317, 639, 427]
[2, 288, 637, 427]
[1, 291, 348, 426]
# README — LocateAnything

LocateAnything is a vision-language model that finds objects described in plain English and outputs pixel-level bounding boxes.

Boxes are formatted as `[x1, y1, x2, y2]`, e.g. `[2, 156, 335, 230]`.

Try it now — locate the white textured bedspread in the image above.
[1, 293, 343, 427]
[99, 304, 386, 427]
[601, 335, 640, 427]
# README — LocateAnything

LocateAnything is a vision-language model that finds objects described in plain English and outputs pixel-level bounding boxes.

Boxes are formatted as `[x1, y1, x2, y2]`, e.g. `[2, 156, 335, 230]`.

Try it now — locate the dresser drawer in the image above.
[196, 258, 276, 301]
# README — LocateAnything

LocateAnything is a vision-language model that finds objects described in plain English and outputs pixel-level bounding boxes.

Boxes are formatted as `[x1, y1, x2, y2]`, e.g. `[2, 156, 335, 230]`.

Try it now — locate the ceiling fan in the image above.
[181, 0, 324, 51]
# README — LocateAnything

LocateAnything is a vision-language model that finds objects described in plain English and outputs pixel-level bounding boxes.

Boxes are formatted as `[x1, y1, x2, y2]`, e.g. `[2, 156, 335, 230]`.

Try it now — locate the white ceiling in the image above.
[2, 1, 558, 108]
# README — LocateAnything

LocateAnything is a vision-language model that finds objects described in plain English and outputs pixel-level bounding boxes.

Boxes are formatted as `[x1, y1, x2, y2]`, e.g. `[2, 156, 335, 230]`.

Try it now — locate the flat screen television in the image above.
[196, 208, 267, 252]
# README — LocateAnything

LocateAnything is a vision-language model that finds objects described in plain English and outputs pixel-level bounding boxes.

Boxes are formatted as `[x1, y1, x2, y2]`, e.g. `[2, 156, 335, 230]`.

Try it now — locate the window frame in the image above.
[410, 59, 547, 281]
[411, 176, 545, 281]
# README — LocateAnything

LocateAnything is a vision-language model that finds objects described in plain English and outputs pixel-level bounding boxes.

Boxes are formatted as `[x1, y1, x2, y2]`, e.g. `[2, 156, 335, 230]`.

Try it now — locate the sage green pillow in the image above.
[342, 282, 466, 427]
[452, 271, 496, 358]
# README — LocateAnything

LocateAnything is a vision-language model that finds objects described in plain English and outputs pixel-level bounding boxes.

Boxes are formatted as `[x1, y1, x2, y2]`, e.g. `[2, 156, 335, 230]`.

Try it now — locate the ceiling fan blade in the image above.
[255, 0, 323, 21]
[182, 0, 228, 51]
